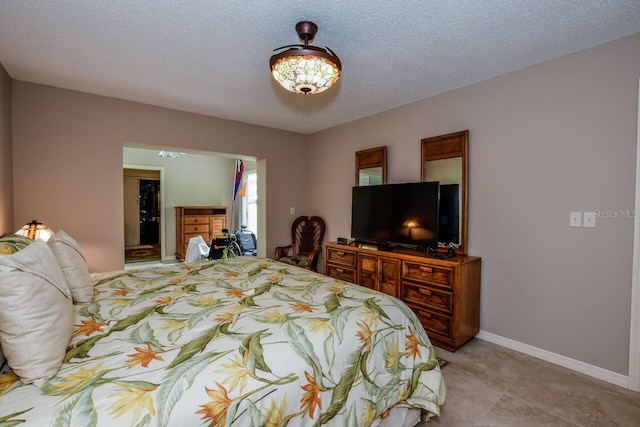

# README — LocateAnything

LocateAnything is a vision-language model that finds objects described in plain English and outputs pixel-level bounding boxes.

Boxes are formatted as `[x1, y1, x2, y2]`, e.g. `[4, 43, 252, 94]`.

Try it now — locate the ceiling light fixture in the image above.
[270, 21, 341, 95]
[158, 151, 183, 159]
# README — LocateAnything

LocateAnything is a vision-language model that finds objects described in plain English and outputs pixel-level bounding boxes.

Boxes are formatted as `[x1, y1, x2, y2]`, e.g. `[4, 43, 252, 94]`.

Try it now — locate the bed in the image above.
[0, 253, 445, 426]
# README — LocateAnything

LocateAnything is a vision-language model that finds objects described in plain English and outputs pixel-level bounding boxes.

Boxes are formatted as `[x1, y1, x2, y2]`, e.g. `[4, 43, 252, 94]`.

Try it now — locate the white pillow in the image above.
[0, 241, 74, 386]
[48, 229, 93, 303]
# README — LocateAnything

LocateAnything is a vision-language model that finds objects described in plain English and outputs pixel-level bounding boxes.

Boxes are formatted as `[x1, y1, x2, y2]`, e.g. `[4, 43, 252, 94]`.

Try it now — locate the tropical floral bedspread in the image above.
[0, 257, 445, 426]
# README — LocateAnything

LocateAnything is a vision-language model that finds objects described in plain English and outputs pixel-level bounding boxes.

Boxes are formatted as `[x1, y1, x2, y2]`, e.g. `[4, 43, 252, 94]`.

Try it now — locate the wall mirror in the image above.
[421, 130, 468, 255]
[356, 146, 387, 186]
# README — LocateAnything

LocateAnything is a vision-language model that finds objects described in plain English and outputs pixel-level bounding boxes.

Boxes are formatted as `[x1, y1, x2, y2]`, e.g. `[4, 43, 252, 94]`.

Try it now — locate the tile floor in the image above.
[420, 339, 640, 426]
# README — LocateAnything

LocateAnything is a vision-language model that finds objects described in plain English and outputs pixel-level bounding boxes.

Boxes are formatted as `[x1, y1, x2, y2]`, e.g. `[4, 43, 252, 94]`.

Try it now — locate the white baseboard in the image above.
[476, 330, 630, 389]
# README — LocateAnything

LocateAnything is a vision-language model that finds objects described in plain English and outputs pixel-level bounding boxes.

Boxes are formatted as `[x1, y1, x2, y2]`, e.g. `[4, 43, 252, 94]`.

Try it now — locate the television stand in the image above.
[324, 242, 481, 351]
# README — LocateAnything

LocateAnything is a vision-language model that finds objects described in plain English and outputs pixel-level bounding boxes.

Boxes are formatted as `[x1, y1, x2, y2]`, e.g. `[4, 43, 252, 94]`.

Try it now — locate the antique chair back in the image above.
[274, 216, 326, 272]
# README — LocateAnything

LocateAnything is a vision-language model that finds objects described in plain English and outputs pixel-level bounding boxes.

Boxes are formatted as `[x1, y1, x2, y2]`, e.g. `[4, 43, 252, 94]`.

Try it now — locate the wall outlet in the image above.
[570, 211, 582, 227]
[290, 207, 295, 215]
[583, 211, 596, 228]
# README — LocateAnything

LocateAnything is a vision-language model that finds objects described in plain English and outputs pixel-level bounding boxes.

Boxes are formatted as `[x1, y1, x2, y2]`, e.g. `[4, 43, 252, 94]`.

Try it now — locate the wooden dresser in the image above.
[175, 206, 228, 261]
[325, 242, 481, 351]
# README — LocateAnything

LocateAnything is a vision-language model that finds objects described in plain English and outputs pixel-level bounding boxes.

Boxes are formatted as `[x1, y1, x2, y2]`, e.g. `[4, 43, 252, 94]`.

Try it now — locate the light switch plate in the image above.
[570, 211, 582, 227]
[583, 211, 596, 228]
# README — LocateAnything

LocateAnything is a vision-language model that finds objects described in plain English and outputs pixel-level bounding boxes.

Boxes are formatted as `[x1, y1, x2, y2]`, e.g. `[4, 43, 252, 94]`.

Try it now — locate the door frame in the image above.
[123, 164, 166, 261]
[630, 81, 640, 391]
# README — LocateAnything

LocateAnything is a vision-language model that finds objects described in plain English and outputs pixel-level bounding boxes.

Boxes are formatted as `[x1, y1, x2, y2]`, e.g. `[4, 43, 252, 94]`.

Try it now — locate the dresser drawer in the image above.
[357, 254, 377, 290]
[185, 224, 210, 234]
[358, 254, 377, 273]
[327, 248, 357, 267]
[326, 265, 356, 283]
[380, 282, 397, 297]
[403, 262, 453, 288]
[410, 306, 452, 339]
[359, 271, 376, 290]
[379, 257, 400, 297]
[402, 281, 452, 314]
[380, 258, 400, 284]
[185, 216, 210, 225]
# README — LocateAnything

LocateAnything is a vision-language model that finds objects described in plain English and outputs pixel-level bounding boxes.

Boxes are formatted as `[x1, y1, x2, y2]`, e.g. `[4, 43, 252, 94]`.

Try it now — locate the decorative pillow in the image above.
[47, 230, 93, 303]
[0, 233, 34, 255]
[0, 241, 74, 387]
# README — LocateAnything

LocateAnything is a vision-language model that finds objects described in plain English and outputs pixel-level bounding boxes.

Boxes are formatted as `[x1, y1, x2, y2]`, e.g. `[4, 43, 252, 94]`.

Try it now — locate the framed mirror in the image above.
[356, 146, 387, 186]
[421, 130, 468, 255]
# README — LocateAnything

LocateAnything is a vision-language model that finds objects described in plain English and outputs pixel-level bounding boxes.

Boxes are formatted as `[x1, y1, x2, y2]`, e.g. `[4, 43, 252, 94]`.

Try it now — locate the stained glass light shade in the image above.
[15, 220, 55, 241]
[271, 54, 341, 95]
[270, 21, 341, 95]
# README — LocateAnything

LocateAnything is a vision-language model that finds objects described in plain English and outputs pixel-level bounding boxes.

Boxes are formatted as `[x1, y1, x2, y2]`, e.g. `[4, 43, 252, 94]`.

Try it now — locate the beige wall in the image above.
[308, 33, 640, 375]
[12, 82, 308, 272]
[0, 63, 12, 233]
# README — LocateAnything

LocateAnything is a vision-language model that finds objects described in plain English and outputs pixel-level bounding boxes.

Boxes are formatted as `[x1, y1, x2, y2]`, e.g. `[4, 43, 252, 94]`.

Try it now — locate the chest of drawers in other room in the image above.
[324, 242, 481, 351]
[175, 206, 228, 261]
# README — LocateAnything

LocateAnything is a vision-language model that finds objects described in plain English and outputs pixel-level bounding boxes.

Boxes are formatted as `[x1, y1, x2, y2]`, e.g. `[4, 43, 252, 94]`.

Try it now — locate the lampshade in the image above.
[403, 219, 420, 229]
[15, 220, 55, 242]
[270, 21, 341, 95]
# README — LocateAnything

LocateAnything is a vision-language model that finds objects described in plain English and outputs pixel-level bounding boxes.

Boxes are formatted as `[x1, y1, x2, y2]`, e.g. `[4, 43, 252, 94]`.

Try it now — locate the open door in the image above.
[124, 168, 161, 262]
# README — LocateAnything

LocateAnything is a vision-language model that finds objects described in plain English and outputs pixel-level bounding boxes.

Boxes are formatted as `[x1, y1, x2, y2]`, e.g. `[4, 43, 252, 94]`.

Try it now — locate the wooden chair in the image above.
[274, 216, 326, 272]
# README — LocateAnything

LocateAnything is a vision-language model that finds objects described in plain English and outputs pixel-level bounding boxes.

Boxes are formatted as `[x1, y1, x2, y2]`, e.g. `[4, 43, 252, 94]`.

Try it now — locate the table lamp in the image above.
[15, 220, 55, 242]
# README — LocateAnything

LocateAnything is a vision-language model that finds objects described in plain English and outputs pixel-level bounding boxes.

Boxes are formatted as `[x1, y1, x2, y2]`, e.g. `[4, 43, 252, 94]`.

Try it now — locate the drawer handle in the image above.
[418, 311, 432, 319]
[336, 268, 344, 273]
[336, 251, 345, 256]
[418, 288, 432, 296]
[418, 266, 433, 272]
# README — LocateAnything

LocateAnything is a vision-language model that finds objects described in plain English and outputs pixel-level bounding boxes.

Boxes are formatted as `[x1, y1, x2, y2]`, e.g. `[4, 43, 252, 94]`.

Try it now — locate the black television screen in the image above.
[351, 182, 439, 248]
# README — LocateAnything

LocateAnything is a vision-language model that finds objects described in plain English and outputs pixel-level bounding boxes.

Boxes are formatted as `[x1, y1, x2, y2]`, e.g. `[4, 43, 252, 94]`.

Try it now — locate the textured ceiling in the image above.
[1, 1, 639, 134]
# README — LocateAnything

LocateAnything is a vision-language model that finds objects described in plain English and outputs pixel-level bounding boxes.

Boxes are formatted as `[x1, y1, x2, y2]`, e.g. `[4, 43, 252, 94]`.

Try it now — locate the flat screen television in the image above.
[351, 182, 439, 248]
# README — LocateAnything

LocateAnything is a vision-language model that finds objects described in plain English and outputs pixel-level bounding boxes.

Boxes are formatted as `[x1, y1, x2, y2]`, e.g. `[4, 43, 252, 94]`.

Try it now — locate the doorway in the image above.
[124, 168, 161, 262]
[240, 170, 258, 235]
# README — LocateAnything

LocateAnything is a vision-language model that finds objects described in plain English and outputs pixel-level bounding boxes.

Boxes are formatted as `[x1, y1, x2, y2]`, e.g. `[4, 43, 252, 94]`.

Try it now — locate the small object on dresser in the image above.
[337, 237, 348, 244]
